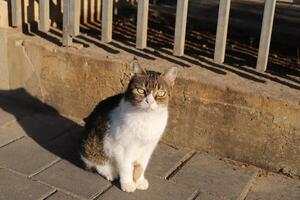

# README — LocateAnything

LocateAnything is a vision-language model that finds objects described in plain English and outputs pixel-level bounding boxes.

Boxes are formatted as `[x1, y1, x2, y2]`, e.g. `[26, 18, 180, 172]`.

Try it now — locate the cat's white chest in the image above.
[109, 102, 168, 145]
[123, 111, 168, 143]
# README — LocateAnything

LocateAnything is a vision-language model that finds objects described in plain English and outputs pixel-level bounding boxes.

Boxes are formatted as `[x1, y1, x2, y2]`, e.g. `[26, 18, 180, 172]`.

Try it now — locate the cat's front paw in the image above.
[105, 174, 116, 181]
[136, 178, 149, 190]
[121, 181, 137, 193]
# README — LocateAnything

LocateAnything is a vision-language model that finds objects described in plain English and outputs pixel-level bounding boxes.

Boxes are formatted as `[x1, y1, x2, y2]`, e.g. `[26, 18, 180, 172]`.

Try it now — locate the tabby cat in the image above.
[80, 59, 177, 192]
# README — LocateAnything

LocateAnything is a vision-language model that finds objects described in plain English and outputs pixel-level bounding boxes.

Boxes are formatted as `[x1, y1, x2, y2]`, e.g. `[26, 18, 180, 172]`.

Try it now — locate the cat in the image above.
[80, 59, 177, 192]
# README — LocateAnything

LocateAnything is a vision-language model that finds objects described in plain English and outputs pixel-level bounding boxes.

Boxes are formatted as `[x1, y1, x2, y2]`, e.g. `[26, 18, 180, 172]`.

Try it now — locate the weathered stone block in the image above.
[33, 160, 111, 199]
[4, 31, 300, 177]
[44, 191, 80, 200]
[0, 168, 54, 200]
[0, 97, 34, 126]
[0, 108, 15, 127]
[0, 121, 24, 147]
[172, 153, 257, 199]
[97, 175, 197, 200]
[45, 125, 84, 163]
[17, 114, 74, 142]
[0, 137, 58, 175]
[148, 143, 190, 178]
[245, 174, 300, 200]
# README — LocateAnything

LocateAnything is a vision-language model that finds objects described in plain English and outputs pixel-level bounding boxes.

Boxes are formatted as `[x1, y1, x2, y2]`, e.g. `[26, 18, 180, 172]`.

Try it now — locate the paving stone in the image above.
[194, 192, 225, 200]
[0, 108, 16, 126]
[0, 122, 25, 147]
[45, 125, 84, 164]
[147, 143, 190, 178]
[45, 191, 80, 200]
[0, 137, 58, 175]
[0, 98, 34, 126]
[246, 174, 300, 200]
[46, 130, 187, 175]
[172, 153, 257, 200]
[17, 114, 74, 142]
[0, 168, 54, 200]
[33, 160, 111, 199]
[97, 175, 197, 200]
[0, 112, 76, 148]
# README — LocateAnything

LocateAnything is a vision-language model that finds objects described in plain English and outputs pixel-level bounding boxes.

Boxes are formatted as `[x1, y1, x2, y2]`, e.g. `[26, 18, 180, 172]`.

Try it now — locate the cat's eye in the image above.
[157, 91, 166, 97]
[136, 88, 145, 95]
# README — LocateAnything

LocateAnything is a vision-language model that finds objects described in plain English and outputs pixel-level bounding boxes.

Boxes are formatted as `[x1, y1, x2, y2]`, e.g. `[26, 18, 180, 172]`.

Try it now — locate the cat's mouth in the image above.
[142, 104, 156, 112]
[147, 107, 154, 112]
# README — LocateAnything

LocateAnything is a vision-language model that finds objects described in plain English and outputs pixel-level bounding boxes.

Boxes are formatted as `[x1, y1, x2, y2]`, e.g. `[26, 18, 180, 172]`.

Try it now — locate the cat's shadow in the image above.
[0, 88, 123, 188]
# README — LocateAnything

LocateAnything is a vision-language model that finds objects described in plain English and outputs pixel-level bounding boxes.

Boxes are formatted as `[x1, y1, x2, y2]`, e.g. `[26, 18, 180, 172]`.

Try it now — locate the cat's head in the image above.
[124, 59, 177, 111]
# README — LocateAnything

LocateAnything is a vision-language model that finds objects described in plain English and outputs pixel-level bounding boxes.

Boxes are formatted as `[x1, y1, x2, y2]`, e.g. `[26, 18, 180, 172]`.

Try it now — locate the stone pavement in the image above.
[0, 97, 299, 200]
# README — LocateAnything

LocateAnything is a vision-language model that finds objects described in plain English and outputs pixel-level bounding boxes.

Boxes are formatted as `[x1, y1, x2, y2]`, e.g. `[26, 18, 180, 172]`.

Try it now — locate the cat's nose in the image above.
[146, 94, 155, 105]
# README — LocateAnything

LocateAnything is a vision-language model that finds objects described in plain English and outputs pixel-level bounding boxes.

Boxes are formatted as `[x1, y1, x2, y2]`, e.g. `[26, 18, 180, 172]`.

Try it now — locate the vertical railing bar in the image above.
[82, 0, 88, 24]
[0, 0, 9, 28]
[114, 0, 118, 15]
[11, 0, 22, 27]
[214, 0, 231, 64]
[256, 0, 277, 72]
[23, 0, 28, 25]
[34, 0, 40, 24]
[62, 0, 72, 46]
[136, 0, 149, 49]
[173, 0, 189, 56]
[63, 0, 81, 46]
[102, 0, 113, 43]
[70, 0, 81, 36]
[90, 0, 95, 22]
[39, 0, 50, 32]
[96, 0, 101, 21]
[61, 0, 64, 12]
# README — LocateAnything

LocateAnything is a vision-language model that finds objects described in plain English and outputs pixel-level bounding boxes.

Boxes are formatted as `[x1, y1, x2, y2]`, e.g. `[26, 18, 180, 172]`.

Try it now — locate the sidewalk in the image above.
[0, 97, 299, 200]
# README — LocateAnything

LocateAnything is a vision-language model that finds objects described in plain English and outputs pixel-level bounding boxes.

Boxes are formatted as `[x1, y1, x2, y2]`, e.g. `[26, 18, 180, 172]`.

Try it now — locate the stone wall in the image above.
[1, 29, 300, 177]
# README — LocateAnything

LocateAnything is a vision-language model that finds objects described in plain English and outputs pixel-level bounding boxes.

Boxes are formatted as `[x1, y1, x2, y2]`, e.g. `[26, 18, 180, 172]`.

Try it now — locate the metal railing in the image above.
[8, 0, 280, 72]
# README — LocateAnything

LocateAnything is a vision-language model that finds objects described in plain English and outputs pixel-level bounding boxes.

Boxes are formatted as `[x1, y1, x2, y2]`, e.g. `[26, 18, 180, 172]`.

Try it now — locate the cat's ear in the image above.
[161, 67, 177, 86]
[130, 58, 146, 76]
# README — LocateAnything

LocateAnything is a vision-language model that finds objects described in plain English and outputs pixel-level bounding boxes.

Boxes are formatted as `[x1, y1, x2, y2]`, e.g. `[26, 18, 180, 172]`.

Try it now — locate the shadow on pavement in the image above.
[0, 88, 126, 190]
[0, 88, 85, 168]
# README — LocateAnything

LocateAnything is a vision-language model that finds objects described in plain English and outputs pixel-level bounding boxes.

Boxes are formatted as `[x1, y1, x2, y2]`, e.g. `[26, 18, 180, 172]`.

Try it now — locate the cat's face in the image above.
[124, 60, 177, 111]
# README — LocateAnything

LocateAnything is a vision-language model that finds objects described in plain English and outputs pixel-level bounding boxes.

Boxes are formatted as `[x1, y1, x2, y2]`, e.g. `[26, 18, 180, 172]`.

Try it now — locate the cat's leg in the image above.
[134, 144, 156, 190]
[81, 155, 118, 181]
[110, 163, 119, 180]
[95, 162, 118, 181]
[115, 150, 136, 192]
